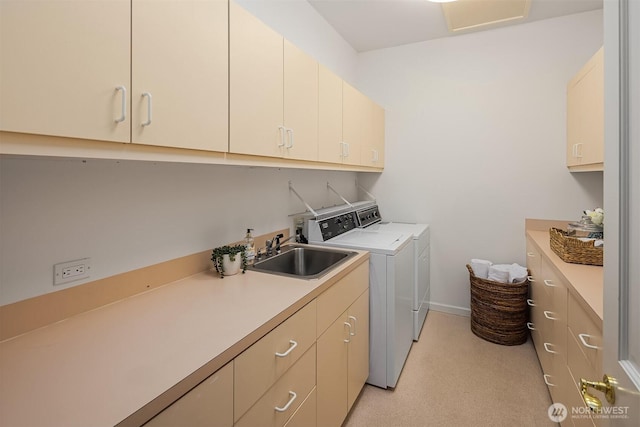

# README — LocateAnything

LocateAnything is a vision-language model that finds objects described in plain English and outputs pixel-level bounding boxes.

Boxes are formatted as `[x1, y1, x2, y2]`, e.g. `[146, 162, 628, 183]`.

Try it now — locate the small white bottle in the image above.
[245, 228, 255, 262]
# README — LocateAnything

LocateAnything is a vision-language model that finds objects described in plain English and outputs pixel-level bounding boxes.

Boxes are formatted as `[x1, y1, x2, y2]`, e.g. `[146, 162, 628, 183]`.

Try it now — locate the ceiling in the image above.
[308, 0, 603, 52]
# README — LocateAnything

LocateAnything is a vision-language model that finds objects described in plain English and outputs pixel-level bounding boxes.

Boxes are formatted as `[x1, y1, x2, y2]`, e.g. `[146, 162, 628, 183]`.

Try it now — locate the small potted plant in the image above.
[211, 244, 247, 278]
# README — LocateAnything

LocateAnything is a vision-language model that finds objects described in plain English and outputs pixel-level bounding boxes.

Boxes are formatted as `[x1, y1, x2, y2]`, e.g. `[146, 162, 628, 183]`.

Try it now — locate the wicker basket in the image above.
[549, 227, 603, 266]
[467, 264, 529, 346]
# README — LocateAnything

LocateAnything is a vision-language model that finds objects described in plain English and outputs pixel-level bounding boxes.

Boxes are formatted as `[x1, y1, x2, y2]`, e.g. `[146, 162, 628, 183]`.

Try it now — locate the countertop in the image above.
[0, 247, 369, 427]
[526, 229, 603, 322]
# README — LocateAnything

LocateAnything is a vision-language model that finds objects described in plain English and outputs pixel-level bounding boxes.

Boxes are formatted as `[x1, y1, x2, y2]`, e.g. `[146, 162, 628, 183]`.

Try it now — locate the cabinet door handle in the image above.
[141, 92, 152, 126]
[578, 333, 600, 350]
[543, 374, 556, 387]
[527, 299, 536, 307]
[344, 322, 352, 343]
[372, 149, 378, 162]
[527, 275, 535, 282]
[275, 339, 298, 357]
[526, 252, 535, 257]
[576, 143, 583, 158]
[348, 315, 357, 336]
[527, 322, 536, 330]
[278, 126, 286, 147]
[115, 86, 127, 123]
[274, 391, 297, 412]
[543, 279, 555, 288]
[543, 311, 557, 321]
[286, 128, 294, 148]
[543, 342, 558, 354]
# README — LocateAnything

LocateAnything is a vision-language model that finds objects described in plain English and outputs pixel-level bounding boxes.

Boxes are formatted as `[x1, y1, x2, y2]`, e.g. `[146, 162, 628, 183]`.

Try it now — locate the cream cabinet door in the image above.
[342, 83, 365, 166]
[567, 47, 604, 169]
[229, 1, 284, 158]
[0, 0, 131, 142]
[318, 65, 344, 164]
[283, 40, 318, 161]
[347, 289, 369, 410]
[316, 310, 349, 427]
[132, 0, 228, 151]
[361, 102, 385, 168]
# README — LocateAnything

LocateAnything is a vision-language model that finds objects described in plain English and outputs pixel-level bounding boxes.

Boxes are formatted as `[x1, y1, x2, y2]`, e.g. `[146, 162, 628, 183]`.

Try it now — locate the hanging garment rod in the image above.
[288, 181, 319, 217]
[326, 182, 353, 207]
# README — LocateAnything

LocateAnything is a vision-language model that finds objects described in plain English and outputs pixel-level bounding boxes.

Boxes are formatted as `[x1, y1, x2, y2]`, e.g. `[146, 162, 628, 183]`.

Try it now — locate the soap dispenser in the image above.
[245, 228, 256, 262]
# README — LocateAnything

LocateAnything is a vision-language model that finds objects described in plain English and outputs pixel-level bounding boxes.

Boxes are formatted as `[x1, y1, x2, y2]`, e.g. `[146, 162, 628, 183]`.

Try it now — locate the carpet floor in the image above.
[343, 310, 557, 427]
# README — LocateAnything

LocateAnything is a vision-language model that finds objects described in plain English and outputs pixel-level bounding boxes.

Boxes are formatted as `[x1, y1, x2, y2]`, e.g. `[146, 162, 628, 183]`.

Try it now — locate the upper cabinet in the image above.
[318, 67, 385, 168]
[131, 0, 228, 151]
[229, 2, 319, 162]
[1, 0, 383, 170]
[0, 0, 228, 152]
[0, 0, 131, 143]
[566, 47, 604, 172]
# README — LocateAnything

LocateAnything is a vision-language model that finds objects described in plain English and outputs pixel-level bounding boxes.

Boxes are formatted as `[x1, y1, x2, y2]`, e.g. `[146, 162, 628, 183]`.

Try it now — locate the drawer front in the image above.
[235, 300, 317, 420]
[283, 387, 317, 427]
[567, 335, 600, 427]
[568, 292, 602, 371]
[235, 345, 317, 427]
[316, 261, 368, 337]
[145, 361, 233, 427]
[562, 364, 597, 427]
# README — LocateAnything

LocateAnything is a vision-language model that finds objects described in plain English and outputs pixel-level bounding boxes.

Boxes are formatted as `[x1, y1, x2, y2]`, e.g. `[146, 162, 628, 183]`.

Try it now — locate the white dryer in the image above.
[370, 222, 430, 341]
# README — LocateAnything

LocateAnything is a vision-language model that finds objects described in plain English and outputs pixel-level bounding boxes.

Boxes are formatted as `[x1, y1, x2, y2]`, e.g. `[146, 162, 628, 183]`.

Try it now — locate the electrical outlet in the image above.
[54, 258, 91, 286]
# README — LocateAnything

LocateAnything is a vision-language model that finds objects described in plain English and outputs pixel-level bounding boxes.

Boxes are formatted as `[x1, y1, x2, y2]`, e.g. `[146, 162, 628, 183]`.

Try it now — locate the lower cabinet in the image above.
[145, 361, 234, 427]
[526, 235, 603, 427]
[145, 259, 369, 427]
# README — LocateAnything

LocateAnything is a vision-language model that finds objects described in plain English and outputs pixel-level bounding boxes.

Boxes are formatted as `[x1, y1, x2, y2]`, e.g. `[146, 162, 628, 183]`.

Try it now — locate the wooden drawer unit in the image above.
[234, 300, 316, 421]
[235, 345, 317, 427]
[316, 262, 368, 337]
[283, 388, 317, 427]
[145, 361, 233, 427]
[568, 292, 602, 371]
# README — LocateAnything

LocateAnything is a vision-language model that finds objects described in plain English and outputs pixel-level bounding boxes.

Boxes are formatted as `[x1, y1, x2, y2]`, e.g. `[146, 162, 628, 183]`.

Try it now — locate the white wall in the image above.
[355, 10, 604, 314]
[0, 0, 360, 305]
[234, 0, 358, 82]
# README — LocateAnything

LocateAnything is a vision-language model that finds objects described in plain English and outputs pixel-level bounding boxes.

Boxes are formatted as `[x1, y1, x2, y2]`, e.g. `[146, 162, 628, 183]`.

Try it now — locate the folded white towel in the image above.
[471, 259, 492, 279]
[508, 263, 528, 283]
[488, 264, 510, 283]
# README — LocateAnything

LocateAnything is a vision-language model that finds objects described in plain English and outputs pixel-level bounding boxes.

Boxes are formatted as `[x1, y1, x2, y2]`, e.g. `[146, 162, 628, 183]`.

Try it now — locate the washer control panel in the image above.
[357, 206, 381, 228]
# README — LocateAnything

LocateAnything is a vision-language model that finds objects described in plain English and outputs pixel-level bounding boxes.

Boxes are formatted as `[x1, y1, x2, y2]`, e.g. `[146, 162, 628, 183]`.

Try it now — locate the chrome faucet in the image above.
[266, 233, 295, 256]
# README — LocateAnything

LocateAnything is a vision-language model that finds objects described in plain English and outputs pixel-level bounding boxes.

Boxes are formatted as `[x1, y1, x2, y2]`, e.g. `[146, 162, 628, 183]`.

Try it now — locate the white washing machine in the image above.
[370, 222, 430, 341]
[305, 205, 414, 389]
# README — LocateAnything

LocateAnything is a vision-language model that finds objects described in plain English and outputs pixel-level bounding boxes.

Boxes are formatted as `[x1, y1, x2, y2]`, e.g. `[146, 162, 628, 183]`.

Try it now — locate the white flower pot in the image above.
[222, 254, 241, 276]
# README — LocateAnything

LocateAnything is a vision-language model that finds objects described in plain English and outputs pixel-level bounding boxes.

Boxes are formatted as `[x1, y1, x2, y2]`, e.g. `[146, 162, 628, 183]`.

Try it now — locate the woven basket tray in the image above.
[467, 264, 529, 346]
[549, 227, 603, 266]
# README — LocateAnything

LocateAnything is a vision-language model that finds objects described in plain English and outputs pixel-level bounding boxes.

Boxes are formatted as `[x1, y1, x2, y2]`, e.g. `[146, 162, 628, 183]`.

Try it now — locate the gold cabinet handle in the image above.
[580, 374, 616, 413]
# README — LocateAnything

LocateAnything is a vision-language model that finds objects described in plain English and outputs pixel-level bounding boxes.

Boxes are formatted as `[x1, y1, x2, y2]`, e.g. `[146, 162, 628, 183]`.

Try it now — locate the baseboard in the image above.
[429, 302, 471, 317]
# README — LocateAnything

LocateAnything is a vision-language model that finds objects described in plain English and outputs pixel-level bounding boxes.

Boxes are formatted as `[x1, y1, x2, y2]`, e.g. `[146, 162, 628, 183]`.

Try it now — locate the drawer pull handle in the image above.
[275, 340, 298, 358]
[527, 252, 535, 257]
[543, 279, 555, 288]
[344, 322, 352, 343]
[578, 333, 600, 350]
[544, 311, 557, 321]
[527, 322, 536, 330]
[527, 299, 536, 307]
[274, 391, 297, 412]
[348, 315, 357, 336]
[543, 374, 556, 387]
[527, 275, 535, 282]
[543, 342, 558, 354]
